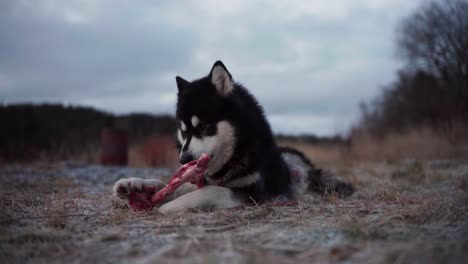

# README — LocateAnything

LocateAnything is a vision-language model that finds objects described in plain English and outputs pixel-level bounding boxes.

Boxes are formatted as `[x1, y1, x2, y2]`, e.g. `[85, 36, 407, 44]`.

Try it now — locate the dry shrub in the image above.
[350, 123, 468, 162]
[279, 120, 468, 165]
[131, 135, 178, 168]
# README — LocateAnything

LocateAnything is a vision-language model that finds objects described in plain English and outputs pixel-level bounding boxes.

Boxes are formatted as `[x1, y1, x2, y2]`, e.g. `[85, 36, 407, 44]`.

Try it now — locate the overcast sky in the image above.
[0, 0, 422, 136]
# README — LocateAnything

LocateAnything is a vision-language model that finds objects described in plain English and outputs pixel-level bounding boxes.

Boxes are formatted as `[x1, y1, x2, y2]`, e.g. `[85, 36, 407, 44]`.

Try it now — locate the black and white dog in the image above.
[113, 61, 353, 213]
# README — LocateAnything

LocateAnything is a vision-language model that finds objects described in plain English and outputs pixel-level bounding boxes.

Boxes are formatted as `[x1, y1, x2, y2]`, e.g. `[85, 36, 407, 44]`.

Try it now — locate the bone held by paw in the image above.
[151, 154, 210, 204]
[127, 154, 210, 211]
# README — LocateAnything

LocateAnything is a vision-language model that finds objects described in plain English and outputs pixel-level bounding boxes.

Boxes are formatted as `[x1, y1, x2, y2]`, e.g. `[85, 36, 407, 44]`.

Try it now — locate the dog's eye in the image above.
[181, 130, 187, 138]
[196, 122, 206, 132]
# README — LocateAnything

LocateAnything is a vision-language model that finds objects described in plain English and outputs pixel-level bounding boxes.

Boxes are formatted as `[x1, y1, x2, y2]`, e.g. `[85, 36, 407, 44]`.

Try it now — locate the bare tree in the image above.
[397, 0, 468, 118]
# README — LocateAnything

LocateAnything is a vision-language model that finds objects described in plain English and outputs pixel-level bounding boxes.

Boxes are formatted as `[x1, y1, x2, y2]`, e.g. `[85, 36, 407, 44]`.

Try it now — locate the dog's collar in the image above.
[205, 156, 245, 186]
[204, 166, 233, 186]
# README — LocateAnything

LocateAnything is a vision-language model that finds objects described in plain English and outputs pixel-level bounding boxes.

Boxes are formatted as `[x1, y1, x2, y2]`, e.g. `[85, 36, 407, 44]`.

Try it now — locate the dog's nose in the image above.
[179, 152, 195, 165]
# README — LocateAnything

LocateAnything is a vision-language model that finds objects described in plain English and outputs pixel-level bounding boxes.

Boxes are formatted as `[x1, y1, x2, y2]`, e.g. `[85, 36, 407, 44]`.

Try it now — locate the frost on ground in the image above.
[1, 160, 467, 264]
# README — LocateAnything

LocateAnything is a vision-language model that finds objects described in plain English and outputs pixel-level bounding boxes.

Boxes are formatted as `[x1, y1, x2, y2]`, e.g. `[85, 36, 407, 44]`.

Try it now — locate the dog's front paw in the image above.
[113, 178, 144, 199]
[112, 178, 165, 199]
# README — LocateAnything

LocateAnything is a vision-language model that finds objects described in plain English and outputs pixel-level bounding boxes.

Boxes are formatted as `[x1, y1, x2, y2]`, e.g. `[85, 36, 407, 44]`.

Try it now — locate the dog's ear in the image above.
[175, 76, 189, 93]
[210, 61, 234, 96]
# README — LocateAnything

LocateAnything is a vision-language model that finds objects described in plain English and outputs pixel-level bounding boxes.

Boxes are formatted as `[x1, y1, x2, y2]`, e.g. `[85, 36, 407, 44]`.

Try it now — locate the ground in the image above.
[1, 160, 467, 263]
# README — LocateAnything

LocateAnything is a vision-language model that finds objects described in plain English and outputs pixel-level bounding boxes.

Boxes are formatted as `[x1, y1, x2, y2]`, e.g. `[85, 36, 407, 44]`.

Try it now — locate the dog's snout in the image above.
[179, 152, 195, 165]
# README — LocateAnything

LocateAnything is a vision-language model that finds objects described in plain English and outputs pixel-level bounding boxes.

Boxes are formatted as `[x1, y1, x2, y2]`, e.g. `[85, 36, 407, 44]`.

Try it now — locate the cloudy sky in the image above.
[0, 0, 422, 136]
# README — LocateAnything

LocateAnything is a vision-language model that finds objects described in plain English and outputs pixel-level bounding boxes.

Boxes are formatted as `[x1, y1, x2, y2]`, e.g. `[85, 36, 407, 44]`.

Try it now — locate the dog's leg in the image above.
[167, 183, 198, 200]
[113, 178, 166, 199]
[113, 178, 198, 205]
[158, 186, 245, 213]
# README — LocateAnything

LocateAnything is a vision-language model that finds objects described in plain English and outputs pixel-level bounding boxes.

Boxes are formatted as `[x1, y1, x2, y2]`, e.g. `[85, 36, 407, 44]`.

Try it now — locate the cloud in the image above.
[0, 0, 422, 135]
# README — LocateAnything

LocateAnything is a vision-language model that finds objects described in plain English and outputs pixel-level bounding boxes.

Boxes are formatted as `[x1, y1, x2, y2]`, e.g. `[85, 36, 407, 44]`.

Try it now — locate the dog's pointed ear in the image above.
[176, 76, 189, 93]
[210, 61, 234, 96]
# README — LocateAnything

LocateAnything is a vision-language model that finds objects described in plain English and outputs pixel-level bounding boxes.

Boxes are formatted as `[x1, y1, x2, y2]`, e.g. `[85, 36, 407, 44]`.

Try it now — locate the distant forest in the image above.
[353, 0, 468, 138]
[0, 103, 176, 162]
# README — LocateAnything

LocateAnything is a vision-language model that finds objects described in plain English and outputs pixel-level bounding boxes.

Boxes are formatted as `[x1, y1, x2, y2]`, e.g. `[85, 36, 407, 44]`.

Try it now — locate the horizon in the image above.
[1, 101, 352, 138]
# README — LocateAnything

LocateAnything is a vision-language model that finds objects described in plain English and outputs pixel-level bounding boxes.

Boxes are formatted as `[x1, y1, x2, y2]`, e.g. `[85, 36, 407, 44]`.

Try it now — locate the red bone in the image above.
[127, 154, 210, 211]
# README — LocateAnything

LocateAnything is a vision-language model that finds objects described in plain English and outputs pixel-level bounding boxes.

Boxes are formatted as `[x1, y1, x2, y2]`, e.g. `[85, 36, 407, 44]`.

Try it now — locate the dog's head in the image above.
[175, 61, 237, 176]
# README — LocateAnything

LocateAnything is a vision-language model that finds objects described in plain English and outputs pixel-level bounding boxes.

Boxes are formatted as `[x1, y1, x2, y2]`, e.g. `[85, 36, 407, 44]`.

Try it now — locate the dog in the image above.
[113, 61, 353, 213]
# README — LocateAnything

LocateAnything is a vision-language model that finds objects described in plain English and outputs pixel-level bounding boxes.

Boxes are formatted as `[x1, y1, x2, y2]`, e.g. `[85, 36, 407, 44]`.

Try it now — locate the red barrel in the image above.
[100, 128, 128, 166]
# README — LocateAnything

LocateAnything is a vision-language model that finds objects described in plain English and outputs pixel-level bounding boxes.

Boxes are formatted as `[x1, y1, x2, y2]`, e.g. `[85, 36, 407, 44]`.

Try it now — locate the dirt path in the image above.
[1, 160, 467, 263]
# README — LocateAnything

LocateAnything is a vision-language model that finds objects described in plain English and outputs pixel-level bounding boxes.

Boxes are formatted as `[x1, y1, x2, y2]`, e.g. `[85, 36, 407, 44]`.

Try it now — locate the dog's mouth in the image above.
[201, 153, 217, 176]
[203, 153, 214, 172]
[197, 150, 228, 177]
[197, 153, 211, 168]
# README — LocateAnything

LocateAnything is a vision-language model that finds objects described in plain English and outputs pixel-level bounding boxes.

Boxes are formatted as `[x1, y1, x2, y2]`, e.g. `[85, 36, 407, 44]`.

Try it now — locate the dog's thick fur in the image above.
[113, 61, 353, 213]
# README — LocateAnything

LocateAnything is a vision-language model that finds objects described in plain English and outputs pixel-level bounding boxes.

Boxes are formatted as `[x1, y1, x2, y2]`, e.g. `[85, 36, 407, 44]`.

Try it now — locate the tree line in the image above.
[353, 0, 468, 139]
[0, 103, 176, 162]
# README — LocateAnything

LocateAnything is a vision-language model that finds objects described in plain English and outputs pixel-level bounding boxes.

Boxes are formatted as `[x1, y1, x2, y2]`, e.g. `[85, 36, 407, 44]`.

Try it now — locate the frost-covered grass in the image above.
[1, 160, 467, 263]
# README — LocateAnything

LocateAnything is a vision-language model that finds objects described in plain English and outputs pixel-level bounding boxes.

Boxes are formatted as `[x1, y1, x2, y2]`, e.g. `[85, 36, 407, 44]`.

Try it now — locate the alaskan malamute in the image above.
[113, 61, 353, 213]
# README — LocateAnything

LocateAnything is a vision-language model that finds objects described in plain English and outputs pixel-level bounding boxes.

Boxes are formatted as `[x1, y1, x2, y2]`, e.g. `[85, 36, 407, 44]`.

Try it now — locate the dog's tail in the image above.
[279, 147, 354, 197]
[307, 168, 354, 197]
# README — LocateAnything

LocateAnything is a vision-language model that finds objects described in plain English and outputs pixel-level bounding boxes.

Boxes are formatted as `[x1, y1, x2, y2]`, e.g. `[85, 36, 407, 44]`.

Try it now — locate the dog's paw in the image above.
[112, 178, 165, 199]
[113, 178, 144, 199]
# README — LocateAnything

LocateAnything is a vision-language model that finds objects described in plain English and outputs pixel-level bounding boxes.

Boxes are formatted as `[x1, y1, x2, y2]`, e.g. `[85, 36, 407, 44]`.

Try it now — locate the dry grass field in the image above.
[1, 148, 467, 263]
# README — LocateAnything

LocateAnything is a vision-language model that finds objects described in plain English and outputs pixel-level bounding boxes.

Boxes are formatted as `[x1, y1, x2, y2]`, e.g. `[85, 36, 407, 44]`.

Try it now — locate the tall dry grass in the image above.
[349, 123, 468, 162]
[279, 122, 468, 166]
